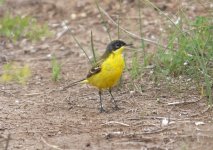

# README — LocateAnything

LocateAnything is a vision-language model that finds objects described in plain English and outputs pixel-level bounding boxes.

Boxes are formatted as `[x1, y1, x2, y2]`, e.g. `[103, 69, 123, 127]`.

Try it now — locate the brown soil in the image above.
[0, 0, 213, 149]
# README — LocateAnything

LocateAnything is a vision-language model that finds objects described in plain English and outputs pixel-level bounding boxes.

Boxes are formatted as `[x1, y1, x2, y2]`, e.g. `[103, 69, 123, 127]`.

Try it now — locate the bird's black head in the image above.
[106, 40, 127, 52]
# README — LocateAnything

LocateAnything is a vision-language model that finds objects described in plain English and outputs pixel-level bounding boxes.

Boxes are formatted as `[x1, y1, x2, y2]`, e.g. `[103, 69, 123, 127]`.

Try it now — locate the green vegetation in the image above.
[0, 63, 31, 84]
[0, 0, 5, 5]
[51, 55, 61, 82]
[154, 17, 213, 76]
[152, 16, 213, 105]
[130, 52, 141, 79]
[0, 14, 51, 42]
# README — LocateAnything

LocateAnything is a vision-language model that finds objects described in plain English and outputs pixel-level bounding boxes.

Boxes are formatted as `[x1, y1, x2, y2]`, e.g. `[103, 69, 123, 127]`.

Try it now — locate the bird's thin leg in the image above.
[109, 88, 119, 110]
[99, 90, 105, 112]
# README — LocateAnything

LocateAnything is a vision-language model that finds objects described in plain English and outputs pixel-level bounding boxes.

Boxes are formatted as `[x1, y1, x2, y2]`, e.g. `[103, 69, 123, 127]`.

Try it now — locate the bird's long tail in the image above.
[62, 78, 87, 91]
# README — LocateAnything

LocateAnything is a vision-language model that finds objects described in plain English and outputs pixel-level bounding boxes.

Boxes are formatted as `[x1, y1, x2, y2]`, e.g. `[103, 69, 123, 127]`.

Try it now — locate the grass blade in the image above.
[137, 0, 146, 59]
[65, 25, 92, 64]
[95, 0, 112, 41]
[90, 30, 97, 64]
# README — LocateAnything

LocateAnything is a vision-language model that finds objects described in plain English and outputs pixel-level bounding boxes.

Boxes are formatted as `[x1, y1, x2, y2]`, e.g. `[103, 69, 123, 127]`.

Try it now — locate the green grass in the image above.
[130, 52, 141, 79]
[0, 14, 51, 42]
[152, 16, 213, 105]
[0, 63, 31, 84]
[122, 0, 213, 105]
[0, 0, 5, 5]
[51, 55, 61, 82]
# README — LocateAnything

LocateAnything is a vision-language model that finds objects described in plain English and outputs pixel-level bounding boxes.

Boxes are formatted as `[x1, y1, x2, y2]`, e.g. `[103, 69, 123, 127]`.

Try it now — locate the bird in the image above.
[64, 40, 131, 112]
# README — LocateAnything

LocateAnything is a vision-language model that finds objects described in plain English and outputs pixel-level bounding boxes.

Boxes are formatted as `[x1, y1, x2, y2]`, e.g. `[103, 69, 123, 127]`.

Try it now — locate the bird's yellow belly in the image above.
[87, 54, 124, 89]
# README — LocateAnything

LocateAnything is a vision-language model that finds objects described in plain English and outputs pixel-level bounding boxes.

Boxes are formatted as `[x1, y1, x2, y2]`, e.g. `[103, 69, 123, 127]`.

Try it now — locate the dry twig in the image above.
[141, 127, 174, 135]
[102, 121, 130, 127]
[167, 99, 200, 106]
[41, 137, 64, 150]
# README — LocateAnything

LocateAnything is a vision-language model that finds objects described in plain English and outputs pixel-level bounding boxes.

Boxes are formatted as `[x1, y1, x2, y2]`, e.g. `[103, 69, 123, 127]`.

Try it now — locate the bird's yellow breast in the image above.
[86, 47, 125, 89]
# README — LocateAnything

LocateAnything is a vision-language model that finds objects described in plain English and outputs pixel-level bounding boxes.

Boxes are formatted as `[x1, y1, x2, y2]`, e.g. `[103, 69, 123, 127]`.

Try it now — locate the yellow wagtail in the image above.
[64, 40, 131, 112]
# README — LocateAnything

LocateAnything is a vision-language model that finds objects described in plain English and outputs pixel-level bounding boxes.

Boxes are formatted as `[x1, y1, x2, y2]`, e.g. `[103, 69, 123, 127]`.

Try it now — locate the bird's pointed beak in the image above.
[124, 43, 133, 49]
[125, 43, 133, 47]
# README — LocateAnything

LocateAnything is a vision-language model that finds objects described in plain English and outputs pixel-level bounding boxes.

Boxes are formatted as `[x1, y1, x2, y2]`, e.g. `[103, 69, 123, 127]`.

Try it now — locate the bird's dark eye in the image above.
[115, 43, 121, 49]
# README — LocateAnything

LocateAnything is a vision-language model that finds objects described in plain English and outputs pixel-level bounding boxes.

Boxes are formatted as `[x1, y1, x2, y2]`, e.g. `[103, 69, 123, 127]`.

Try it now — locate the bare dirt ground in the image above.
[0, 0, 213, 149]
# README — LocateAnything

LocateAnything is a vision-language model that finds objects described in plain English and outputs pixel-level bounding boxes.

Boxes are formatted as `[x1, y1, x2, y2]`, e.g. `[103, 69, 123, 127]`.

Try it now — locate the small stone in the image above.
[71, 13, 77, 20]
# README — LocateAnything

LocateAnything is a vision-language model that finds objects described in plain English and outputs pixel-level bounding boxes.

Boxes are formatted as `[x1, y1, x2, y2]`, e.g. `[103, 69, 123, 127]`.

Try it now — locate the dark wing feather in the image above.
[86, 51, 108, 78]
[86, 62, 102, 78]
